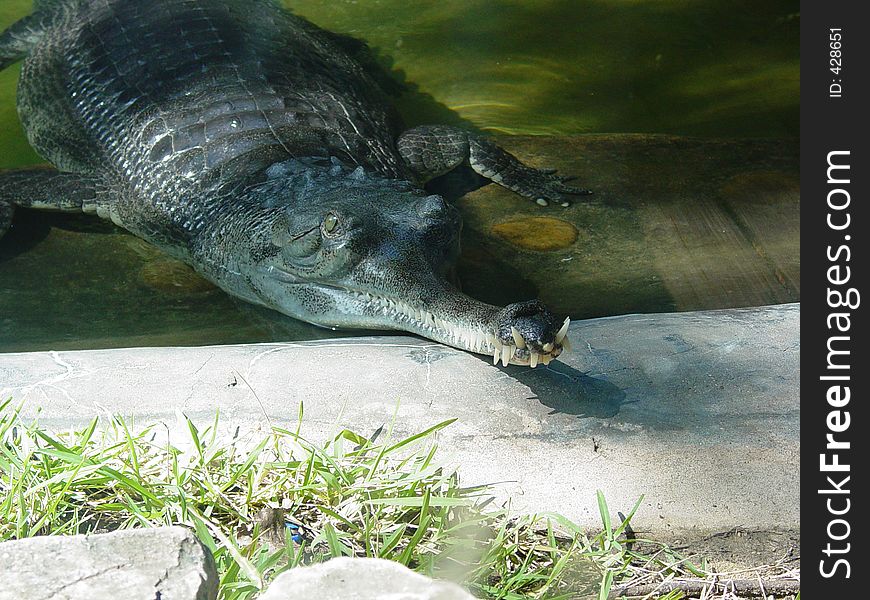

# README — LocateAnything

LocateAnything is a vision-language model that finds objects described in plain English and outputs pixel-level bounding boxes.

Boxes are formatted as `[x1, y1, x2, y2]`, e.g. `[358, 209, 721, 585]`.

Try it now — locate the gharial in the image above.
[0, 0, 590, 366]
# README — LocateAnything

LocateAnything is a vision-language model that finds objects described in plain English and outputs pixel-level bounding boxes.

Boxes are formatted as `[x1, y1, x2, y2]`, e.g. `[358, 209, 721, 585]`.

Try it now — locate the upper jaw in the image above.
[351, 287, 572, 367]
[261, 267, 570, 367]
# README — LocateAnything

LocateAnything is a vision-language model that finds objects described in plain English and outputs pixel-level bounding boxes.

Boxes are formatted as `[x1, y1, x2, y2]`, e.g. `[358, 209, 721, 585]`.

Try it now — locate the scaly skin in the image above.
[0, 0, 586, 366]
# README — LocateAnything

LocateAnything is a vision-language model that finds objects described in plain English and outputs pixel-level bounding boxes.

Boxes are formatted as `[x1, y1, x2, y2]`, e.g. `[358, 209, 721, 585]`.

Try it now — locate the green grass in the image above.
[1, 398, 734, 599]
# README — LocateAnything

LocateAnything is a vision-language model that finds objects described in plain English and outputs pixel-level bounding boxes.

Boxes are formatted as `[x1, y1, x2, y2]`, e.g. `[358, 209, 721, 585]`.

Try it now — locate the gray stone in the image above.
[260, 557, 474, 600]
[0, 526, 218, 600]
[0, 304, 799, 539]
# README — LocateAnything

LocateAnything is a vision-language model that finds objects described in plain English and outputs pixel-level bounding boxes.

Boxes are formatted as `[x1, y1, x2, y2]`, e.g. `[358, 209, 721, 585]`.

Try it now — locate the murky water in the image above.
[0, 1, 799, 352]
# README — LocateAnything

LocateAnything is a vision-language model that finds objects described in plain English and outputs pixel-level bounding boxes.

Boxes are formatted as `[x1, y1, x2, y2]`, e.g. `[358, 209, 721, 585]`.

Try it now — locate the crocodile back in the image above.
[18, 0, 407, 197]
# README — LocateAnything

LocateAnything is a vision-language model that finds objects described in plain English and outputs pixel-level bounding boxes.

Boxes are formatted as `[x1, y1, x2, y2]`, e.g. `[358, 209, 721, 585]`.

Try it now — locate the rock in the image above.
[490, 216, 580, 251]
[260, 557, 475, 600]
[0, 526, 218, 600]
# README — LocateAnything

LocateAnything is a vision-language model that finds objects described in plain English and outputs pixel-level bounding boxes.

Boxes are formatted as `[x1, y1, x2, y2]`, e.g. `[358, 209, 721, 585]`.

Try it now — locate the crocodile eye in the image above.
[322, 213, 339, 235]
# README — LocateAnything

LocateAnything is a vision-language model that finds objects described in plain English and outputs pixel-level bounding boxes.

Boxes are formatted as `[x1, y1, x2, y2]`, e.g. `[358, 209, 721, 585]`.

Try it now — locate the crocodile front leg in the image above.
[0, 167, 106, 239]
[397, 125, 591, 207]
[0, 13, 42, 71]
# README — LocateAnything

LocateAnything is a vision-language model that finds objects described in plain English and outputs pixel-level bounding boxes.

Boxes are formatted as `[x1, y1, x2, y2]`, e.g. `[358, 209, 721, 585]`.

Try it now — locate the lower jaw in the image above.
[319, 288, 569, 367]
[406, 318, 569, 368]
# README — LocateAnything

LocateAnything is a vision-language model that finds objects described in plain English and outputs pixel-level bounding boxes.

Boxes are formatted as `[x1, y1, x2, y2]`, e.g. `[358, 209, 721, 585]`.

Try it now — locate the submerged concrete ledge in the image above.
[0, 303, 799, 538]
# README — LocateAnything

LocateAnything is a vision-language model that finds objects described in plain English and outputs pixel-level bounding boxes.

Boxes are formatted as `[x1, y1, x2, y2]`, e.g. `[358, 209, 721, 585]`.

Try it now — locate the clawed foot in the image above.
[464, 134, 592, 208]
[519, 167, 593, 208]
[491, 300, 571, 367]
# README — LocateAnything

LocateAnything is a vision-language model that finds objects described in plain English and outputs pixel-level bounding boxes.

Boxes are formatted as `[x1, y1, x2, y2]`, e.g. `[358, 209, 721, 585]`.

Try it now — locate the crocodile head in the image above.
[206, 159, 570, 366]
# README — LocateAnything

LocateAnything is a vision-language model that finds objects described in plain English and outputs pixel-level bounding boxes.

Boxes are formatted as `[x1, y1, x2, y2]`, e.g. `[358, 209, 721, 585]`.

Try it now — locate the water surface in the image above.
[0, 1, 799, 352]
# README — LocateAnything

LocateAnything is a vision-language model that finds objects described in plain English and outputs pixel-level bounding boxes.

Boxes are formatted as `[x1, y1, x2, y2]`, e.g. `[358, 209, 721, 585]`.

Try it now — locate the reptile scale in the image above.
[0, 0, 591, 366]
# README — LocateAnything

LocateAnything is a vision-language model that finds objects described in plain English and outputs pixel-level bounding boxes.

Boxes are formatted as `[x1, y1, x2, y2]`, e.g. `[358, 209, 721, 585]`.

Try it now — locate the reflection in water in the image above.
[0, 0, 799, 170]
[288, 0, 799, 138]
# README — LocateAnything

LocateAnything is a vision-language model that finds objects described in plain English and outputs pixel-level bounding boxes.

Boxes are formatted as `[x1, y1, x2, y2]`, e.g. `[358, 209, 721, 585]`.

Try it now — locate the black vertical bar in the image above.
[802, 0, 868, 596]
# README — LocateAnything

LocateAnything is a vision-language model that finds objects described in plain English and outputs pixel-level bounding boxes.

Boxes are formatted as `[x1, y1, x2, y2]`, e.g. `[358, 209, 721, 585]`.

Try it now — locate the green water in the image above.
[291, 0, 799, 137]
[0, 0, 799, 157]
[0, 1, 799, 351]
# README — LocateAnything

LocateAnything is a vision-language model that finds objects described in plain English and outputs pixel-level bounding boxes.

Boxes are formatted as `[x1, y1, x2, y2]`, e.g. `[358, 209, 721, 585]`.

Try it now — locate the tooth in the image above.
[501, 345, 512, 367]
[555, 317, 570, 343]
[530, 352, 539, 368]
[542, 354, 552, 366]
[543, 342, 554, 352]
[562, 338, 572, 353]
[510, 327, 526, 349]
[493, 343, 500, 365]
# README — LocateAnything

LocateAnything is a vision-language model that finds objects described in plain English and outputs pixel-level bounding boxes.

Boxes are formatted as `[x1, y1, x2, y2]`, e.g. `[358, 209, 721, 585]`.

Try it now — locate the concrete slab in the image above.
[0, 303, 799, 538]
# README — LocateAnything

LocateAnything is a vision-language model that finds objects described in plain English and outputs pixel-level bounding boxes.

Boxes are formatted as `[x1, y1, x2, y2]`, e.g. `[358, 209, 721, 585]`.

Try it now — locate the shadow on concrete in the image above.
[497, 360, 627, 419]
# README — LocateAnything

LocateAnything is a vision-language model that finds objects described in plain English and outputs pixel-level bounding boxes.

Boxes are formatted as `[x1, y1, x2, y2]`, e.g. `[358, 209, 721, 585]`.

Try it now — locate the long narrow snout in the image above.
[294, 274, 570, 367]
[242, 171, 570, 367]
[386, 285, 571, 367]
